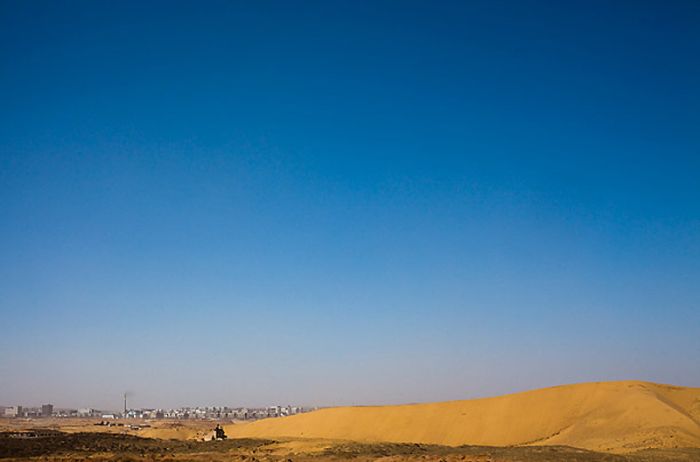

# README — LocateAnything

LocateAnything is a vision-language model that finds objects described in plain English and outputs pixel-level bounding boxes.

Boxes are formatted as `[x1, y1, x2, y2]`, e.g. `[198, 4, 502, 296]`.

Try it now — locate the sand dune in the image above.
[225, 381, 700, 453]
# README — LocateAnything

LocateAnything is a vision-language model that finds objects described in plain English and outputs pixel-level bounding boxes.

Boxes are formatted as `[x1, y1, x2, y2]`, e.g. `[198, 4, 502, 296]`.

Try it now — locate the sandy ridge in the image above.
[225, 381, 700, 453]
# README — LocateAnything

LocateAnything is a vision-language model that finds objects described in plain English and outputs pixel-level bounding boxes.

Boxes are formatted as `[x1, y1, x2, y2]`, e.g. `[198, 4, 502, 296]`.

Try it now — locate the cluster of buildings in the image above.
[2, 405, 53, 418]
[143, 405, 308, 420]
[1, 404, 311, 421]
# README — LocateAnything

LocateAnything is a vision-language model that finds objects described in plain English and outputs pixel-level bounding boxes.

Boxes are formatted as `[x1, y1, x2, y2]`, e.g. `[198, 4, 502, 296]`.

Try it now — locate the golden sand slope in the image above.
[225, 381, 700, 453]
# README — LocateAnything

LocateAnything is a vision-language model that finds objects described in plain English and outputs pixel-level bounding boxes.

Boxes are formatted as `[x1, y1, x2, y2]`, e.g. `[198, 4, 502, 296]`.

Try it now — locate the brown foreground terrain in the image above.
[1, 430, 700, 462]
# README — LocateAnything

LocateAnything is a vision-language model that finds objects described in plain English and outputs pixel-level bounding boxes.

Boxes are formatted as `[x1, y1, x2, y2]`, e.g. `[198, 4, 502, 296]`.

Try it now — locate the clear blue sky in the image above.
[1, 0, 699, 410]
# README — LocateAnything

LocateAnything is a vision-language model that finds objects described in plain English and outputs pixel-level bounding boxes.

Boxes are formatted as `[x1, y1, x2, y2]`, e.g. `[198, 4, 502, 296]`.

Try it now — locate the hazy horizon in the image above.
[3, 379, 698, 413]
[1, 0, 699, 411]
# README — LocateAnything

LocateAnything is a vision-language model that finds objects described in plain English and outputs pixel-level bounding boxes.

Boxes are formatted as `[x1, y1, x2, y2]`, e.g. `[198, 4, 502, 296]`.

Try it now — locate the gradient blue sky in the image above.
[1, 0, 699, 411]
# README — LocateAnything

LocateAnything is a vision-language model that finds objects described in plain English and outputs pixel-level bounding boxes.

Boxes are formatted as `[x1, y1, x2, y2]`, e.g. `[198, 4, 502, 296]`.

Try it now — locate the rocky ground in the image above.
[1, 431, 700, 462]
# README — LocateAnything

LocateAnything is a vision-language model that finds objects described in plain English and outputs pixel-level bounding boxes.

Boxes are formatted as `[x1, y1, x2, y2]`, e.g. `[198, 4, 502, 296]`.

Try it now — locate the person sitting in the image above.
[214, 424, 227, 440]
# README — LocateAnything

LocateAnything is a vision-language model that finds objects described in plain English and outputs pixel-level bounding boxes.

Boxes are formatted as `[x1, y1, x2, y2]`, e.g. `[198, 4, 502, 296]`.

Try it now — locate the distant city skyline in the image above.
[1, 0, 699, 410]
[2, 403, 312, 420]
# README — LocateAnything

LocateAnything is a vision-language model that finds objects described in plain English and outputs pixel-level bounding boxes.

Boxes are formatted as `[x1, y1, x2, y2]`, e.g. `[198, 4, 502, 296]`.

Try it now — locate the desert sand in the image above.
[225, 381, 700, 453]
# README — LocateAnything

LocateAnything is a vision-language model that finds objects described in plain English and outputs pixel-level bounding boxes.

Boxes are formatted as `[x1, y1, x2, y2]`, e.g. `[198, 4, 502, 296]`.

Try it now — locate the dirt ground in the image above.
[1, 430, 700, 462]
[0, 419, 217, 440]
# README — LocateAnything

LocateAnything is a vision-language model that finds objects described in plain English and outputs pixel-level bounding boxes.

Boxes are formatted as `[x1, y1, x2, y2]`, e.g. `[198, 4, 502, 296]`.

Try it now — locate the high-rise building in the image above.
[41, 404, 53, 417]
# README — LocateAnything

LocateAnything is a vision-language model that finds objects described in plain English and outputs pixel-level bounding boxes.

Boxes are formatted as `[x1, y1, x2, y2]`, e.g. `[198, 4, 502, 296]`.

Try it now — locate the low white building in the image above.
[4, 406, 22, 417]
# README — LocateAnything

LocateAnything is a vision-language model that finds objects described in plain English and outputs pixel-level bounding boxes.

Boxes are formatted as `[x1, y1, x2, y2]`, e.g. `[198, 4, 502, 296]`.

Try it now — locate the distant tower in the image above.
[123, 393, 127, 415]
[41, 404, 53, 417]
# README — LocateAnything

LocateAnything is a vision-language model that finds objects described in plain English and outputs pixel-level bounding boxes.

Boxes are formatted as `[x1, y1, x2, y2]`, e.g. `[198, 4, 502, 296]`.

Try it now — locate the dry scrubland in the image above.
[2, 381, 700, 462]
[0, 418, 216, 441]
[2, 431, 700, 462]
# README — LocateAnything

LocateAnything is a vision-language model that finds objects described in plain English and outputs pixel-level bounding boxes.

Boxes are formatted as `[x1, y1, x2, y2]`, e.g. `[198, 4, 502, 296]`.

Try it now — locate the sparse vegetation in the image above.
[1, 431, 698, 462]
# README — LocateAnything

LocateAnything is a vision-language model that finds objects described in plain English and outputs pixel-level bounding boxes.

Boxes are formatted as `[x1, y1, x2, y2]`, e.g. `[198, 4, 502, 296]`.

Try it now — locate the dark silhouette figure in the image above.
[214, 424, 227, 440]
